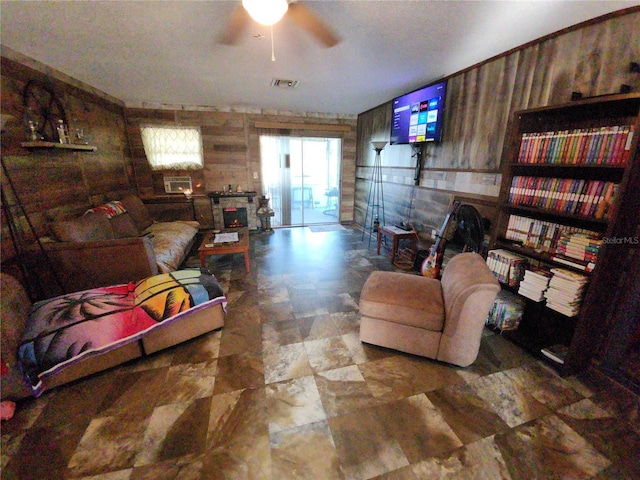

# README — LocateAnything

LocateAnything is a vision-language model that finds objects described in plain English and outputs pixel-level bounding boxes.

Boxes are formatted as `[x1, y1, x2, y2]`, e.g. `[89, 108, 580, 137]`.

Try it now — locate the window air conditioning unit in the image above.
[164, 176, 193, 194]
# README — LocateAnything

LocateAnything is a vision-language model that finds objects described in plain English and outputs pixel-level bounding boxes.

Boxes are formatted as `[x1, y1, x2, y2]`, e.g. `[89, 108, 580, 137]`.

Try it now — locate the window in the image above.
[140, 126, 204, 170]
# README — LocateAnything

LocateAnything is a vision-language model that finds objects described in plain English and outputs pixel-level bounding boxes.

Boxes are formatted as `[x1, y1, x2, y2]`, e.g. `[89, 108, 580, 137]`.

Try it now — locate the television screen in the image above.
[390, 79, 447, 144]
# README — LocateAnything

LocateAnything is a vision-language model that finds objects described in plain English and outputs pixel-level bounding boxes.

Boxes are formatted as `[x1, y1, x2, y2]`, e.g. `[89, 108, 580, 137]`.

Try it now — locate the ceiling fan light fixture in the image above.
[242, 0, 288, 26]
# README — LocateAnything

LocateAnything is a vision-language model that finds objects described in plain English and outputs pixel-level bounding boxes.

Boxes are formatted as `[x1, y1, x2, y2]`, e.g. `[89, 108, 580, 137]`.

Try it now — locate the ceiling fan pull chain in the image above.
[271, 25, 276, 62]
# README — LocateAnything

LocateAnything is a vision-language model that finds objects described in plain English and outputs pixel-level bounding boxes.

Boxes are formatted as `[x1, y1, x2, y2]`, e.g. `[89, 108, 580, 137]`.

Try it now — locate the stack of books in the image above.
[553, 232, 601, 272]
[544, 268, 589, 317]
[486, 249, 527, 287]
[518, 268, 552, 302]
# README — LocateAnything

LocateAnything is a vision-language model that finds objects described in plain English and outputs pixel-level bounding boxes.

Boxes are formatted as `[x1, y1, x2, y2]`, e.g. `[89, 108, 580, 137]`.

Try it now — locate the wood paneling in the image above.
[355, 10, 640, 247]
[1, 56, 134, 264]
[126, 108, 357, 221]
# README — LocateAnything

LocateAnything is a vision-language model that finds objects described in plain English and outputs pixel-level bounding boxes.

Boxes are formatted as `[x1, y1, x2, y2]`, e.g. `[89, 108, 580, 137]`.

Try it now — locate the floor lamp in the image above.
[362, 141, 387, 245]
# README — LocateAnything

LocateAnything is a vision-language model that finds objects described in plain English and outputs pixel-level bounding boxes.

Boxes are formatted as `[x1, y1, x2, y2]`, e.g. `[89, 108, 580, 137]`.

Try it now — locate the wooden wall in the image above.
[124, 108, 357, 227]
[2, 8, 638, 266]
[1, 51, 134, 264]
[355, 9, 640, 245]
[1, 49, 356, 274]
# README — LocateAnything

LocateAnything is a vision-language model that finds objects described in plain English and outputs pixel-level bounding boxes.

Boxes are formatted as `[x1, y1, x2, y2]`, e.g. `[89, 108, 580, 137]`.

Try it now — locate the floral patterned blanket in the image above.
[18, 269, 226, 396]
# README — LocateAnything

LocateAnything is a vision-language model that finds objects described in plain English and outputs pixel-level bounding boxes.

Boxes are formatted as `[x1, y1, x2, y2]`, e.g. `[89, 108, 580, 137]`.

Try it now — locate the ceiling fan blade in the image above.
[219, 5, 251, 45]
[287, 2, 341, 48]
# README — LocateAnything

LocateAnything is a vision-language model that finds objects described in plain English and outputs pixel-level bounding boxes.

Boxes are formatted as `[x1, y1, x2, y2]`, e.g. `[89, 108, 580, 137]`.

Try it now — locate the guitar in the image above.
[421, 201, 461, 279]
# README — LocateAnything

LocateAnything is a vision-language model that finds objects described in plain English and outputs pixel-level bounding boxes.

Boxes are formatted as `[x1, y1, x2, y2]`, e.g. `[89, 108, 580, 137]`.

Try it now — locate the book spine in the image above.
[620, 126, 635, 166]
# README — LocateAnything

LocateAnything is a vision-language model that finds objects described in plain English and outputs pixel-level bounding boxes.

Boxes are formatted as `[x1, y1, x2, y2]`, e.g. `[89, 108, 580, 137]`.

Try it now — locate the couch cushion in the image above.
[110, 212, 139, 238]
[17, 269, 226, 397]
[1, 274, 34, 400]
[51, 211, 114, 242]
[1, 274, 31, 367]
[121, 195, 154, 233]
[142, 221, 199, 273]
[359, 271, 445, 331]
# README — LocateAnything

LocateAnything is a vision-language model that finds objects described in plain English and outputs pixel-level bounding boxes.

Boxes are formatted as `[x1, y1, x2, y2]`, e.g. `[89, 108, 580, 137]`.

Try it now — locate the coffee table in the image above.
[198, 227, 250, 273]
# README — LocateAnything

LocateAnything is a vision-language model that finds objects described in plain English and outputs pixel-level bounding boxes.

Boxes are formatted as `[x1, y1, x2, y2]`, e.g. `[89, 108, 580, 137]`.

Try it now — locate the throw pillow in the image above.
[120, 195, 154, 233]
[110, 213, 139, 238]
[85, 200, 127, 219]
[51, 211, 115, 242]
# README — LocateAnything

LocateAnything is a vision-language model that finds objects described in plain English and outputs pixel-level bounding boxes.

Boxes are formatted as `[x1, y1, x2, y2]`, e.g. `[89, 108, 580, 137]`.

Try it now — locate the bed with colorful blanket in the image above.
[9, 269, 226, 398]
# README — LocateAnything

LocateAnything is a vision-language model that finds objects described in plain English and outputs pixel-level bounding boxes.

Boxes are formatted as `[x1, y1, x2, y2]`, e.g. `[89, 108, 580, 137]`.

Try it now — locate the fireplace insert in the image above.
[223, 207, 248, 228]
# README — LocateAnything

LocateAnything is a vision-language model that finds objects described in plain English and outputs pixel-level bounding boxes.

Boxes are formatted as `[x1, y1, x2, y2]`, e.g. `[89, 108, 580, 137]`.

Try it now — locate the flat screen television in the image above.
[390, 79, 447, 144]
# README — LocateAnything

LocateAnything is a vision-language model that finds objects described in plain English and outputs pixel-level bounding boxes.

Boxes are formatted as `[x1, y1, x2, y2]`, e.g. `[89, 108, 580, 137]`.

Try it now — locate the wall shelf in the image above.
[21, 141, 97, 152]
[208, 191, 257, 204]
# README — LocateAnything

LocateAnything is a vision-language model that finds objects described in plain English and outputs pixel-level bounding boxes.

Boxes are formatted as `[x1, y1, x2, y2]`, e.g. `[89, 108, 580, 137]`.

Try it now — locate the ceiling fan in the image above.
[220, 0, 340, 48]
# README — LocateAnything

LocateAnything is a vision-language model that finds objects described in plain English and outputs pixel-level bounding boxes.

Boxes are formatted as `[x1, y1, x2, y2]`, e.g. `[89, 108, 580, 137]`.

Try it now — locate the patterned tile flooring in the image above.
[2, 226, 639, 479]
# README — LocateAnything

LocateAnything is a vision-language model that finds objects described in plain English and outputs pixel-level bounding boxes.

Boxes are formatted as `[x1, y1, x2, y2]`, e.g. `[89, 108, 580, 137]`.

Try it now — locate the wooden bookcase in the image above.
[490, 93, 640, 375]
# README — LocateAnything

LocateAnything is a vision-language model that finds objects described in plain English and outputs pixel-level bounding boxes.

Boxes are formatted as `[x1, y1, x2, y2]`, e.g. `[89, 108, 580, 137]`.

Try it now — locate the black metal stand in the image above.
[361, 142, 387, 246]
[1, 157, 64, 300]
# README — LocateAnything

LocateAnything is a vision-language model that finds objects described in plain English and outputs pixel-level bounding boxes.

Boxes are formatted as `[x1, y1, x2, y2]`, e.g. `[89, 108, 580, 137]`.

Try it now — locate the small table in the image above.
[377, 225, 417, 261]
[199, 227, 250, 273]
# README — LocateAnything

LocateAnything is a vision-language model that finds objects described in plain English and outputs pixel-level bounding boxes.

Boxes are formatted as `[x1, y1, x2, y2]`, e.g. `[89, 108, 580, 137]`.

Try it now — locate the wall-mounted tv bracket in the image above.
[412, 143, 424, 186]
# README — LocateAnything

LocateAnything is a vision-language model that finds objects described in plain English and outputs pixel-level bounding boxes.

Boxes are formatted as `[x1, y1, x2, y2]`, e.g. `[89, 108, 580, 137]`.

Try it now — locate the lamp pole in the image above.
[362, 141, 387, 245]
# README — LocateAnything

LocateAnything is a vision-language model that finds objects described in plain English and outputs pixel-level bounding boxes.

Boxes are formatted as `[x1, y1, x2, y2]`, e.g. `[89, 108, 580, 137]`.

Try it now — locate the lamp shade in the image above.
[242, 0, 289, 26]
[371, 141, 388, 151]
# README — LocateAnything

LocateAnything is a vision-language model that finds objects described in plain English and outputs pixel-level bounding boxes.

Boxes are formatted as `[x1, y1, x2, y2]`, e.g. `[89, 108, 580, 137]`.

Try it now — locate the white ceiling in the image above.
[1, 1, 637, 116]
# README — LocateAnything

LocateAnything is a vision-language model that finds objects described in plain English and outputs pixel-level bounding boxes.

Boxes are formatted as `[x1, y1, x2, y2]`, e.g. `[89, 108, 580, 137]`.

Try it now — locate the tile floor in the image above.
[1, 226, 639, 479]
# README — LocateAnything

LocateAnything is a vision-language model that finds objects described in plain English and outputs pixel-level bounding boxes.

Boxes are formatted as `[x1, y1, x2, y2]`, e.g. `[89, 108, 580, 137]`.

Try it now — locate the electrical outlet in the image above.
[253, 171, 259, 179]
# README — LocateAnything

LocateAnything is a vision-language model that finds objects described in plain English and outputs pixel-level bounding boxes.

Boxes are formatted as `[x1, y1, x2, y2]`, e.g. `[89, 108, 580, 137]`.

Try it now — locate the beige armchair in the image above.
[359, 252, 500, 367]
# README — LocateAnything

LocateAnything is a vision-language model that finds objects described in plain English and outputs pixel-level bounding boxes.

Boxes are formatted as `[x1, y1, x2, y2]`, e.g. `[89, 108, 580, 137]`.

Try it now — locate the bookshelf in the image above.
[490, 93, 640, 375]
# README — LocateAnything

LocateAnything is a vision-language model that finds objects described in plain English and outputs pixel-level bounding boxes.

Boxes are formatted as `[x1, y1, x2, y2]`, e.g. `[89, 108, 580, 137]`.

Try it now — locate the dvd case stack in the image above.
[486, 249, 527, 287]
[486, 290, 526, 331]
[518, 268, 552, 302]
[544, 268, 589, 317]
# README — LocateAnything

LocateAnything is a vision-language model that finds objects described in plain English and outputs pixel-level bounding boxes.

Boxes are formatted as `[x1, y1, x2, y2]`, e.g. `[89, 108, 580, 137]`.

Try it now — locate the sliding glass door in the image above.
[260, 135, 341, 227]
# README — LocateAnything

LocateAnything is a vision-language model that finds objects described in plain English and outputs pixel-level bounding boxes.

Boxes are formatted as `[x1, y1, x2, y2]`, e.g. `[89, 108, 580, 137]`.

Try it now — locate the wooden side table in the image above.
[377, 226, 418, 261]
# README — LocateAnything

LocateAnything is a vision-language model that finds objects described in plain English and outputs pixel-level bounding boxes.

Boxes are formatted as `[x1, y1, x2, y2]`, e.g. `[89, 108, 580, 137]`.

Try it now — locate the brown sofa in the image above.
[359, 252, 500, 367]
[1, 270, 225, 400]
[43, 195, 199, 294]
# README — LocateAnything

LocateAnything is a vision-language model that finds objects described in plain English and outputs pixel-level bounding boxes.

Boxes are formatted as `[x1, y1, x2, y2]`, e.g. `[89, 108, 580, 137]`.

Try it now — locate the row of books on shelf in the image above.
[516, 124, 634, 166]
[504, 215, 601, 272]
[508, 176, 618, 219]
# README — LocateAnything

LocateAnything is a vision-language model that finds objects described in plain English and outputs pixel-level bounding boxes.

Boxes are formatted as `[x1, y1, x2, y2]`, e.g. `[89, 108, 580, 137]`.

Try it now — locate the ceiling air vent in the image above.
[271, 78, 299, 89]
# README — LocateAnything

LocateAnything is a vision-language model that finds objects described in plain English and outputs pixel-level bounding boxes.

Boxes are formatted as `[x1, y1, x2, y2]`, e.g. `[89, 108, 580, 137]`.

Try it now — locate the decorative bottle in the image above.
[57, 119, 69, 144]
